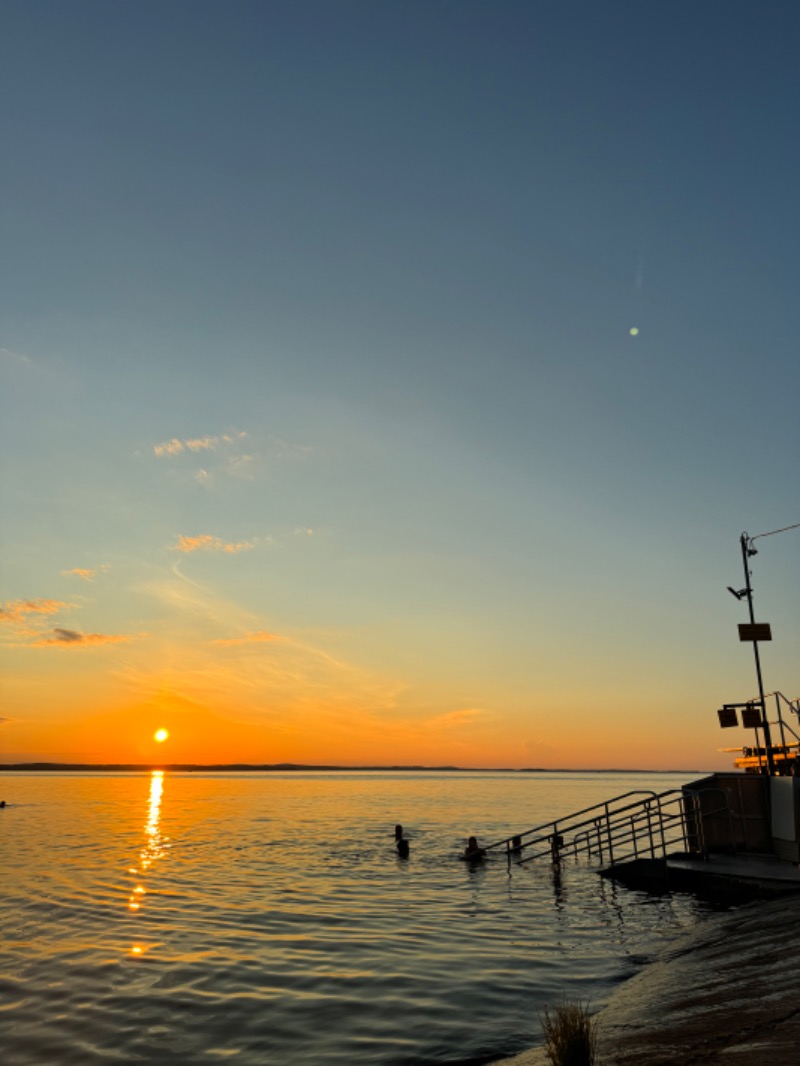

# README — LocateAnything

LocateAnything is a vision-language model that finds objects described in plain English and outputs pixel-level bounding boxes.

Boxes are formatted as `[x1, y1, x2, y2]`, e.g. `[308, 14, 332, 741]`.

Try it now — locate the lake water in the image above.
[0, 771, 711, 1065]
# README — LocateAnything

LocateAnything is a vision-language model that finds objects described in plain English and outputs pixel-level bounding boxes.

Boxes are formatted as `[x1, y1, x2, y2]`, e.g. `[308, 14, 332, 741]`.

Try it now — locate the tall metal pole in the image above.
[740, 533, 775, 775]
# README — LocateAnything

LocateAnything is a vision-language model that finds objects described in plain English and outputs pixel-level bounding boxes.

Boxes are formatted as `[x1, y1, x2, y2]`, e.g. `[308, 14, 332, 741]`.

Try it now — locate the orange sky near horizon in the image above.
[1, 544, 794, 773]
[0, 622, 737, 771]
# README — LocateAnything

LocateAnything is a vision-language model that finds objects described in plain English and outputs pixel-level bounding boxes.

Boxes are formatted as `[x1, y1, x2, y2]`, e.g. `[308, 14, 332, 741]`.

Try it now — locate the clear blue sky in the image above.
[1, 1, 798, 768]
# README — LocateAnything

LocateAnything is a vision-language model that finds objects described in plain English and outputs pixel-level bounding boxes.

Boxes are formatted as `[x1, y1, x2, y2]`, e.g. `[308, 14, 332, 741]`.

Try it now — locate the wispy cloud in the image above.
[151, 430, 310, 491]
[211, 631, 280, 647]
[424, 707, 491, 732]
[0, 599, 71, 627]
[62, 568, 96, 581]
[154, 439, 185, 457]
[225, 454, 256, 479]
[61, 567, 110, 584]
[0, 347, 34, 368]
[172, 534, 255, 554]
[0, 596, 130, 651]
[153, 431, 246, 458]
[270, 436, 312, 458]
[33, 628, 132, 647]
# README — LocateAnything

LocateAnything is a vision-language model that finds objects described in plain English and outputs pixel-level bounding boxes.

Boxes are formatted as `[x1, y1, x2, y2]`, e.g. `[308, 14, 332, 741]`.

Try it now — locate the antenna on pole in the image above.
[737, 532, 774, 773]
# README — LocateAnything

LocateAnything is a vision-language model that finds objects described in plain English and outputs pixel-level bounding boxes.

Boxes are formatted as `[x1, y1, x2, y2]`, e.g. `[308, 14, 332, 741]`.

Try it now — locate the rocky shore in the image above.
[498, 893, 800, 1066]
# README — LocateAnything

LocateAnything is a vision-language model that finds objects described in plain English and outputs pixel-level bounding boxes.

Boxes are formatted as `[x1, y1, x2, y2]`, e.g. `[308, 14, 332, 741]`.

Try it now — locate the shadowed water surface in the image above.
[0, 771, 709, 1064]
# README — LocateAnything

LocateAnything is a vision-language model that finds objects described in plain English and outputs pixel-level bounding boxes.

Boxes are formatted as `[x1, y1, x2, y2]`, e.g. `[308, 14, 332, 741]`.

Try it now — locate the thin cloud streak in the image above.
[225, 454, 256, 479]
[0, 347, 34, 368]
[212, 631, 280, 646]
[424, 707, 492, 731]
[32, 628, 132, 647]
[269, 436, 312, 458]
[153, 432, 246, 457]
[172, 534, 254, 554]
[146, 567, 264, 631]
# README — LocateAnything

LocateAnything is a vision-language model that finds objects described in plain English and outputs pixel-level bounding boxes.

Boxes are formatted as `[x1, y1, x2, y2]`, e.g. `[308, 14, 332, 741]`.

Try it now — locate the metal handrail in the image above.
[774, 691, 800, 738]
[722, 691, 800, 770]
[484, 789, 666, 854]
[486, 789, 689, 866]
[487, 786, 736, 869]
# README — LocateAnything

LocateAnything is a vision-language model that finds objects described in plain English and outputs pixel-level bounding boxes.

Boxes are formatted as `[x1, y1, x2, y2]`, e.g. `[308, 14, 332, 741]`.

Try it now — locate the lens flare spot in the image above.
[629, 327, 640, 336]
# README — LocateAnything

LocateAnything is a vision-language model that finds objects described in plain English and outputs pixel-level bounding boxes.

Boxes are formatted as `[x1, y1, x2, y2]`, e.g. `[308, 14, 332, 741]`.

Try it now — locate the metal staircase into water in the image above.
[483, 788, 714, 869]
[483, 772, 800, 899]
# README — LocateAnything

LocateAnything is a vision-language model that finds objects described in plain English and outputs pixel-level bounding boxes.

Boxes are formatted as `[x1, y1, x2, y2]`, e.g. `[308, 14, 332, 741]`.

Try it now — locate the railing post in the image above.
[596, 818, 603, 864]
[605, 802, 614, 867]
[680, 795, 688, 854]
[691, 793, 703, 856]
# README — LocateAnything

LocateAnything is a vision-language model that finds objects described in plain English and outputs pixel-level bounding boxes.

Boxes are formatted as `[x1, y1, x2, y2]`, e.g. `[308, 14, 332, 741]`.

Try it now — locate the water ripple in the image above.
[1, 771, 709, 1065]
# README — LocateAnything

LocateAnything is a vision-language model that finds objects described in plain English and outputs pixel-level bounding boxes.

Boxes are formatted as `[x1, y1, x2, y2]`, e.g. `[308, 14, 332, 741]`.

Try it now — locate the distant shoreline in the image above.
[0, 762, 705, 774]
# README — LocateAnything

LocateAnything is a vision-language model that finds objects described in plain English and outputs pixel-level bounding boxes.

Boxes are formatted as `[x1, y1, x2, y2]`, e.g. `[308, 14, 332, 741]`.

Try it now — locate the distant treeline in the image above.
[0, 763, 698, 773]
[0, 762, 459, 772]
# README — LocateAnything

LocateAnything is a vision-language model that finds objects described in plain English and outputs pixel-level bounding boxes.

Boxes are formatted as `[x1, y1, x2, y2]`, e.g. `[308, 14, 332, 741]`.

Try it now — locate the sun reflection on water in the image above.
[126, 770, 168, 956]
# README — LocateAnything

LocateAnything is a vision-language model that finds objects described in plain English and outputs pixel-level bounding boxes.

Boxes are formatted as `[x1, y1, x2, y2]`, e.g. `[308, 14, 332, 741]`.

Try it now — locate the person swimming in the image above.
[463, 835, 486, 860]
[394, 824, 410, 857]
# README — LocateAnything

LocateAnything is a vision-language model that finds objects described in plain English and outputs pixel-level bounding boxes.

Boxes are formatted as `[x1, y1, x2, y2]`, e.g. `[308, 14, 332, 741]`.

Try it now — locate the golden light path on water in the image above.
[128, 770, 167, 957]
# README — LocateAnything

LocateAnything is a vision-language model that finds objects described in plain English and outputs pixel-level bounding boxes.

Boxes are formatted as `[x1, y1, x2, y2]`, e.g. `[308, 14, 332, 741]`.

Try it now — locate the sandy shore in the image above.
[495, 893, 800, 1066]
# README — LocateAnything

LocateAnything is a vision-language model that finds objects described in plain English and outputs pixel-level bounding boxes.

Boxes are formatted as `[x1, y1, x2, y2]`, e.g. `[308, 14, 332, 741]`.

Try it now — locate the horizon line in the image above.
[0, 761, 707, 774]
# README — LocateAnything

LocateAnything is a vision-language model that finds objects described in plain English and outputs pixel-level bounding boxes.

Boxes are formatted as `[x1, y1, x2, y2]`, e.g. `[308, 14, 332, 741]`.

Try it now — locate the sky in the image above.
[1, 1, 798, 770]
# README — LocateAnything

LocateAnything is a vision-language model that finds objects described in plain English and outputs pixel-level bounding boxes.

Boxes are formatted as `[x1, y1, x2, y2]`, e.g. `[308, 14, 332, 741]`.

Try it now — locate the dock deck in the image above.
[602, 850, 800, 900]
[666, 851, 800, 885]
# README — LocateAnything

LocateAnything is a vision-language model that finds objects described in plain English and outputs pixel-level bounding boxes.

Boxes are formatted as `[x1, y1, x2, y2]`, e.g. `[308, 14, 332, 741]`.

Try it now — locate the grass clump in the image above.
[540, 1000, 598, 1066]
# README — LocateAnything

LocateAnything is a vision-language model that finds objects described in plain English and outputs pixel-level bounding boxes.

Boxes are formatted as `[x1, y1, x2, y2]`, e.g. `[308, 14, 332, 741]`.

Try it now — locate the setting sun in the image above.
[154, 729, 169, 743]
